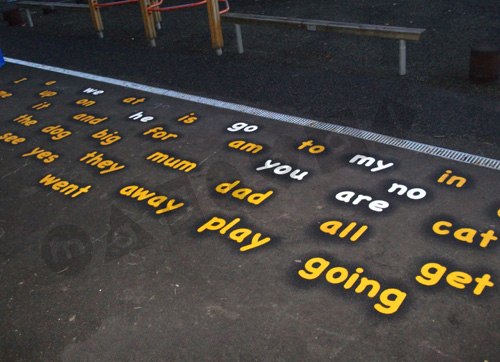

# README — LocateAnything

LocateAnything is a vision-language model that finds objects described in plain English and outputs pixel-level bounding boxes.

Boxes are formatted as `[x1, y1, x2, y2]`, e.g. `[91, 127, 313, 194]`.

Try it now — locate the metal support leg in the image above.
[399, 39, 406, 76]
[235, 24, 244, 54]
[25, 9, 33, 27]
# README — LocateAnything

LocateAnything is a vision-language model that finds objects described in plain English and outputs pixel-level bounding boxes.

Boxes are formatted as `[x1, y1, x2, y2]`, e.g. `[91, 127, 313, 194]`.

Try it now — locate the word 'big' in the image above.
[298, 257, 407, 315]
[197, 216, 271, 252]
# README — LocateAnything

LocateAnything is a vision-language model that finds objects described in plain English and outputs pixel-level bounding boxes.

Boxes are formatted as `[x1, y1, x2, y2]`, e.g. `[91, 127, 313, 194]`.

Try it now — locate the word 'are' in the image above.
[22, 147, 59, 164]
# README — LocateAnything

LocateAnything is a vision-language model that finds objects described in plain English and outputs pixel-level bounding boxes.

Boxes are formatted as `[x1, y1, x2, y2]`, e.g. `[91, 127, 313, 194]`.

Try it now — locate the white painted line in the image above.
[5, 57, 500, 171]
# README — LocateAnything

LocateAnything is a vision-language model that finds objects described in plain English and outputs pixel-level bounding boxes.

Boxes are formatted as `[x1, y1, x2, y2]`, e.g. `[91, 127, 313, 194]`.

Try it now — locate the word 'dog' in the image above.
[298, 257, 407, 315]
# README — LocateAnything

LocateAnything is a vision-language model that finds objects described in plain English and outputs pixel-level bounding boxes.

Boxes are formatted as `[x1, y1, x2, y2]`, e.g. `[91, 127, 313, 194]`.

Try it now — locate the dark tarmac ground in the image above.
[0, 1, 499, 361]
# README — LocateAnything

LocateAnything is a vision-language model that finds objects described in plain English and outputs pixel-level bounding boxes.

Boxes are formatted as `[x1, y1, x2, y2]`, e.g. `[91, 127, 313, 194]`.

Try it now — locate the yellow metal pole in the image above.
[88, 0, 104, 38]
[138, 0, 157, 46]
[206, 0, 224, 54]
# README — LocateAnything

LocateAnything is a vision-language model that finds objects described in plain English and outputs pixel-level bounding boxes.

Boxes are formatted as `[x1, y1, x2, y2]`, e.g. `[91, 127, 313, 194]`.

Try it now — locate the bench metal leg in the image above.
[235, 24, 244, 54]
[399, 39, 406, 76]
[24, 9, 34, 27]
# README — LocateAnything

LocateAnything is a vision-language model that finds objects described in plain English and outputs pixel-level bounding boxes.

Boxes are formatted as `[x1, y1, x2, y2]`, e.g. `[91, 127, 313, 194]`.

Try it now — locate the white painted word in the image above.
[335, 191, 389, 212]
[256, 159, 309, 181]
[387, 183, 427, 200]
[349, 154, 394, 172]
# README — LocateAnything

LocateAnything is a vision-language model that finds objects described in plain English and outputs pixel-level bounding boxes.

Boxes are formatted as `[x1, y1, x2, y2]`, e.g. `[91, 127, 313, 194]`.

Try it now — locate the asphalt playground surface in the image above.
[0, 1, 499, 361]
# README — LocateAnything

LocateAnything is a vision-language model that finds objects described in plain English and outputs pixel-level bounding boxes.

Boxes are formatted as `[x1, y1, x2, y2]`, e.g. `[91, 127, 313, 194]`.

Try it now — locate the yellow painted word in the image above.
[437, 169, 467, 188]
[177, 112, 197, 124]
[32, 101, 51, 110]
[146, 152, 197, 173]
[228, 140, 263, 154]
[122, 97, 145, 105]
[13, 114, 38, 127]
[73, 113, 108, 125]
[335, 191, 389, 213]
[39, 90, 58, 98]
[13, 77, 28, 84]
[45, 80, 57, 86]
[0, 132, 26, 145]
[432, 220, 497, 248]
[349, 154, 394, 173]
[119, 185, 184, 215]
[22, 147, 59, 164]
[197, 216, 271, 252]
[39, 173, 91, 198]
[143, 127, 179, 141]
[0, 90, 13, 98]
[215, 180, 273, 205]
[298, 257, 407, 315]
[297, 140, 325, 154]
[83, 87, 104, 95]
[41, 125, 72, 141]
[416, 262, 494, 295]
[91, 128, 122, 146]
[80, 151, 125, 174]
[320, 220, 368, 242]
[75, 98, 96, 107]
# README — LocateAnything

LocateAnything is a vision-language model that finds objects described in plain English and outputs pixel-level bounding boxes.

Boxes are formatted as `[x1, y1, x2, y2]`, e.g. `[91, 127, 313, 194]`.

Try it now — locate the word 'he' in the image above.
[416, 262, 494, 295]
[297, 140, 325, 154]
[146, 152, 197, 173]
[92, 128, 122, 146]
[22, 147, 59, 164]
[335, 191, 389, 212]
[129, 111, 154, 123]
[298, 257, 407, 315]
[197, 216, 271, 252]
[0, 132, 26, 145]
[13, 114, 38, 127]
[349, 154, 394, 172]
[39, 173, 91, 198]
[73, 113, 108, 125]
[143, 127, 179, 141]
[119, 185, 184, 215]
[83, 87, 104, 95]
[41, 125, 72, 141]
[215, 180, 274, 205]
[227, 122, 258, 133]
[432, 221, 497, 248]
[228, 140, 263, 154]
[320, 220, 368, 242]
[80, 151, 125, 174]
[256, 159, 309, 181]
[437, 170, 467, 188]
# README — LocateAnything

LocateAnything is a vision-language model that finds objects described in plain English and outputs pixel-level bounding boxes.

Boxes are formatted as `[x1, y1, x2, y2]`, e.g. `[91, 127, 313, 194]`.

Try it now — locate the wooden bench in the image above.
[17, 1, 88, 28]
[221, 13, 426, 75]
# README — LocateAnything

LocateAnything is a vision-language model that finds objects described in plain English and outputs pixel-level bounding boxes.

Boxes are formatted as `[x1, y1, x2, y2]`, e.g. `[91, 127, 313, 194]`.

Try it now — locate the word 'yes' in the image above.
[22, 147, 59, 164]
[215, 180, 274, 205]
[335, 191, 389, 212]
[298, 257, 407, 315]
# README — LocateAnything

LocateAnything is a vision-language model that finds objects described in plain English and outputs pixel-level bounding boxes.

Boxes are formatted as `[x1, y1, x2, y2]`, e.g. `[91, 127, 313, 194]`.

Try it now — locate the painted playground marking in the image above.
[5, 57, 500, 170]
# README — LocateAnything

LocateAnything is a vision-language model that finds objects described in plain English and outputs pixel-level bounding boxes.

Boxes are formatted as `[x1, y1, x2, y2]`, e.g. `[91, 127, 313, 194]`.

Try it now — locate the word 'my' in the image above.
[13, 114, 38, 127]
[437, 170, 467, 188]
[80, 151, 125, 174]
[39, 173, 91, 198]
[298, 257, 407, 315]
[432, 221, 497, 248]
[320, 220, 368, 242]
[256, 159, 309, 181]
[119, 185, 184, 215]
[416, 262, 494, 295]
[22, 147, 59, 164]
[146, 152, 197, 173]
[197, 216, 271, 252]
[349, 154, 394, 172]
[297, 140, 325, 154]
[92, 128, 122, 146]
[215, 180, 274, 205]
